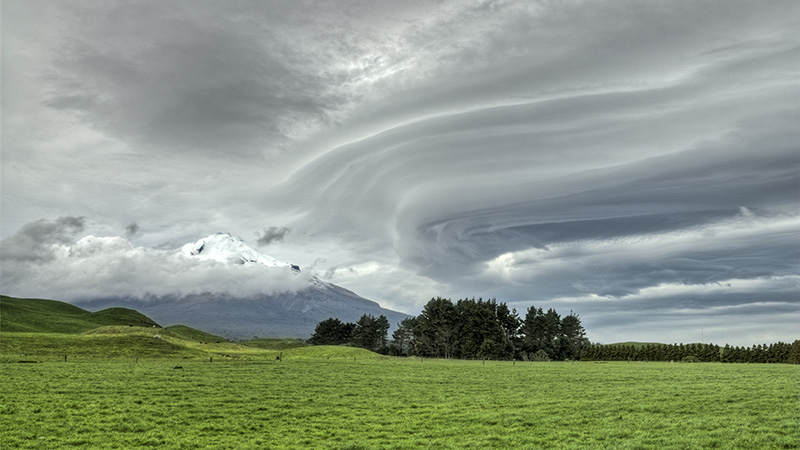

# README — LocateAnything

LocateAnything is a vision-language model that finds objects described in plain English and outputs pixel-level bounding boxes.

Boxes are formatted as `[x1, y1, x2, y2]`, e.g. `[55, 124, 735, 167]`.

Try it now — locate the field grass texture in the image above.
[1, 359, 797, 449]
[0, 328, 381, 362]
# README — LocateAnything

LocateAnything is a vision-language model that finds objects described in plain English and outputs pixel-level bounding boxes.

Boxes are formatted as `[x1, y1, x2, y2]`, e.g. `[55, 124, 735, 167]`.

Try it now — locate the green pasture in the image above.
[0, 295, 159, 333]
[1, 358, 797, 449]
[0, 328, 381, 363]
[1, 296, 797, 448]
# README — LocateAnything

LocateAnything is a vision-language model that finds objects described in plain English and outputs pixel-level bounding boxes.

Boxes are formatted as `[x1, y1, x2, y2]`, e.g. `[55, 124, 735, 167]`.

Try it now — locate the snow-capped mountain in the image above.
[76, 232, 408, 339]
[181, 232, 291, 268]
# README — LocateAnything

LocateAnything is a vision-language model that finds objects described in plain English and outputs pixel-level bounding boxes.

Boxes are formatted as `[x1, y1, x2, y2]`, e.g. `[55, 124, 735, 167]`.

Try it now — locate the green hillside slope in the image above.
[2, 330, 204, 359]
[164, 325, 227, 343]
[88, 307, 159, 328]
[0, 295, 160, 333]
[0, 295, 386, 361]
[241, 337, 309, 350]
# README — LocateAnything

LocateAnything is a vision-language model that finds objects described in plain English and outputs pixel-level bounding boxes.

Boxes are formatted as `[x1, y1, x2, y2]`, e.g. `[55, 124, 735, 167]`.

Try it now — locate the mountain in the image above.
[180, 232, 290, 268]
[73, 233, 409, 340]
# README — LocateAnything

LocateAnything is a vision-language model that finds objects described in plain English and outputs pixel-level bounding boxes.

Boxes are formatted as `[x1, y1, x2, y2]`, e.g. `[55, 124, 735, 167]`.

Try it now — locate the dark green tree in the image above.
[351, 314, 390, 352]
[414, 297, 460, 358]
[520, 306, 543, 358]
[788, 340, 800, 364]
[390, 317, 417, 356]
[496, 302, 522, 357]
[559, 312, 589, 360]
[521, 307, 561, 359]
[455, 298, 513, 360]
[309, 318, 354, 345]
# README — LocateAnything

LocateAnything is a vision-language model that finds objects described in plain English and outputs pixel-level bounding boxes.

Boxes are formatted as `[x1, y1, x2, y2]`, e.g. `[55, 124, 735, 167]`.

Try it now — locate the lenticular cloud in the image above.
[0, 221, 309, 301]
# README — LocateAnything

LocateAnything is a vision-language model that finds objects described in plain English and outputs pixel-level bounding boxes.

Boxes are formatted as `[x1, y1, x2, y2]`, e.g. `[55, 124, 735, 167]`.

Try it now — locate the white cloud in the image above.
[1, 227, 309, 301]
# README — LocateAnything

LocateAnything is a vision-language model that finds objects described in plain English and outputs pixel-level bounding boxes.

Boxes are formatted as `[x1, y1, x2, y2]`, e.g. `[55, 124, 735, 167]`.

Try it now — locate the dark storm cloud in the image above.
[256, 226, 291, 246]
[0, 216, 85, 262]
[400, 123, 799, 278]
[254, 0, 800, 342]
[550, 280, 800, 345]
[38, 1, 349, 158]
[125, 223, 140, 238]
[2, 0, 798, 344]
[274, 102, 798, 282]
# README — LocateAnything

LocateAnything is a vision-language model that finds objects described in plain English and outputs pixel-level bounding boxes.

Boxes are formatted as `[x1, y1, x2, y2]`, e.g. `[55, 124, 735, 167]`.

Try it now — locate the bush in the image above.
[531, 349, 551, 362]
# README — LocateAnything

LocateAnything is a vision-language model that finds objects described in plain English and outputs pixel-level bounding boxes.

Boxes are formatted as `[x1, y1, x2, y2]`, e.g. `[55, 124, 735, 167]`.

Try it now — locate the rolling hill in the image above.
[0, 295, 383, 361]
[0, 295, 160, 333]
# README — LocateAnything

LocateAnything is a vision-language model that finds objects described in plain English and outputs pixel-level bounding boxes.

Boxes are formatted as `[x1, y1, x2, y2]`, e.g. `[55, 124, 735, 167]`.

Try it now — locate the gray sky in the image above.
[2, 0, 798, 345]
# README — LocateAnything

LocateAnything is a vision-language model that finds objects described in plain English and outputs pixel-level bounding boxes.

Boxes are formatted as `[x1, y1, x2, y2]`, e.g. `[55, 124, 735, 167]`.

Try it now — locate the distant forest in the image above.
[582, 341, 800, 364]
[310, 296, 800, 364]
[310, 296, 589, 361]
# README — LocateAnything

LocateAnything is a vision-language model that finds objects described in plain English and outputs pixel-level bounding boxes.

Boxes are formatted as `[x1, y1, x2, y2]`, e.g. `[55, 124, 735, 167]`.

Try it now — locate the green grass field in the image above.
[1, 359, 797, 449]
[1, 295, 798, 449]
[0, 328, 380, 363]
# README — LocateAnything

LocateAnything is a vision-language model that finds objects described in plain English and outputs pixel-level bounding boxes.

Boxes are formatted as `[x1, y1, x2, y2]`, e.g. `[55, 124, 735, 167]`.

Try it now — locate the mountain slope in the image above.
[78, 280, 409, 340]
[181, 232, 290, 268]
[71, 233, 409, 339]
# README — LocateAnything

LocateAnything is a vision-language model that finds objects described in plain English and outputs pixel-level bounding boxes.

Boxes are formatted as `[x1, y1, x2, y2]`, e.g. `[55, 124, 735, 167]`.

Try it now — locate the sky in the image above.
[1, 0, 798, 346]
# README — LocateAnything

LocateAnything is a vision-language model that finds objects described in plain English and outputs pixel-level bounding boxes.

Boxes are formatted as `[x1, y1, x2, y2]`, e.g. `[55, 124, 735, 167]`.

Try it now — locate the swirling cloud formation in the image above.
[1, 0, 798, 344]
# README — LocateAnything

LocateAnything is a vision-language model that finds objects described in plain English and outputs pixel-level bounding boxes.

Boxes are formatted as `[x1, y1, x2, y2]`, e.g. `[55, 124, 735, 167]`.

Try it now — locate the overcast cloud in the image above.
[1, 220, 309, 300]
[2, 0, 798, 345]
[256, 226, 291, 247]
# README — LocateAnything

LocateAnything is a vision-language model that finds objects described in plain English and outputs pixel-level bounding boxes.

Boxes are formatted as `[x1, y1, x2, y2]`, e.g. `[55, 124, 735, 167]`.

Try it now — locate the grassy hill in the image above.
[0, 296, 222, 360]
[2, 329, 204, 360]
[88, 307, 159, 328]
[164, 325, 227, 343]
[1, 295, 159, 333]
[241, 337, 310, 350]
[0, 295, 384, 361]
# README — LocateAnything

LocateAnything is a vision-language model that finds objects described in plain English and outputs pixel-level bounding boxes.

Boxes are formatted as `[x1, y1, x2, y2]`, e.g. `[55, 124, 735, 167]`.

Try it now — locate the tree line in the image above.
[580, 341, 800, 364]
[308, 314, 390, 353]
[309, 297, 589, 361]
[309, 298, 798, 364]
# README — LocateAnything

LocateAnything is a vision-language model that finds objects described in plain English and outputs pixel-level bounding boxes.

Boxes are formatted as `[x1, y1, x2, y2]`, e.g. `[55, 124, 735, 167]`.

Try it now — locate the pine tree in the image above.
[351, 314, 390, 352]
[414, 297, 460, 358]
[559, 312, 588, 360]
[309, 318, 354, 345]
[391, 317, 417, 356]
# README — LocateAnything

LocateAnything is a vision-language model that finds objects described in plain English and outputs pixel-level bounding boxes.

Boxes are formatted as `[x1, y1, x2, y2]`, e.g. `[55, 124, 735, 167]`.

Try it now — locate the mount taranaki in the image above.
[74, 233, 409, 340]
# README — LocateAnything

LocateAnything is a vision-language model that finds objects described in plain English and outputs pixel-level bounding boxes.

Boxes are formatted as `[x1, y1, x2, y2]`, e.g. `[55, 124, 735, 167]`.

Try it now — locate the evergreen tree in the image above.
[520, 306, 543, 357]
[375, 315, 390, 350]
[541, 308, 562, 359]
[454, 298, 514, 360]
[309, 318, 354, 345]
[559, 312, 588, 360]
[788, 340, 800, 364]
[414, 297, 460, 358]
[351, 314, 390, 352]
[391, 317, 417, 356]
[496, 302, 522, 358]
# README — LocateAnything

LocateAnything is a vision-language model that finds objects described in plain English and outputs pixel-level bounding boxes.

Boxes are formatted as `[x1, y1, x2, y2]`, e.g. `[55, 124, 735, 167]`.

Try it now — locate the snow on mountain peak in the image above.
[181, 232, 293, 269]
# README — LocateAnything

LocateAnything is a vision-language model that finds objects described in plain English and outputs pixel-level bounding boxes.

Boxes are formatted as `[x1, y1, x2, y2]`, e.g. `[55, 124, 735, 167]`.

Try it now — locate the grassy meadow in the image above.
[1, 357, 797, 449]
[1, 296, 798, 449]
